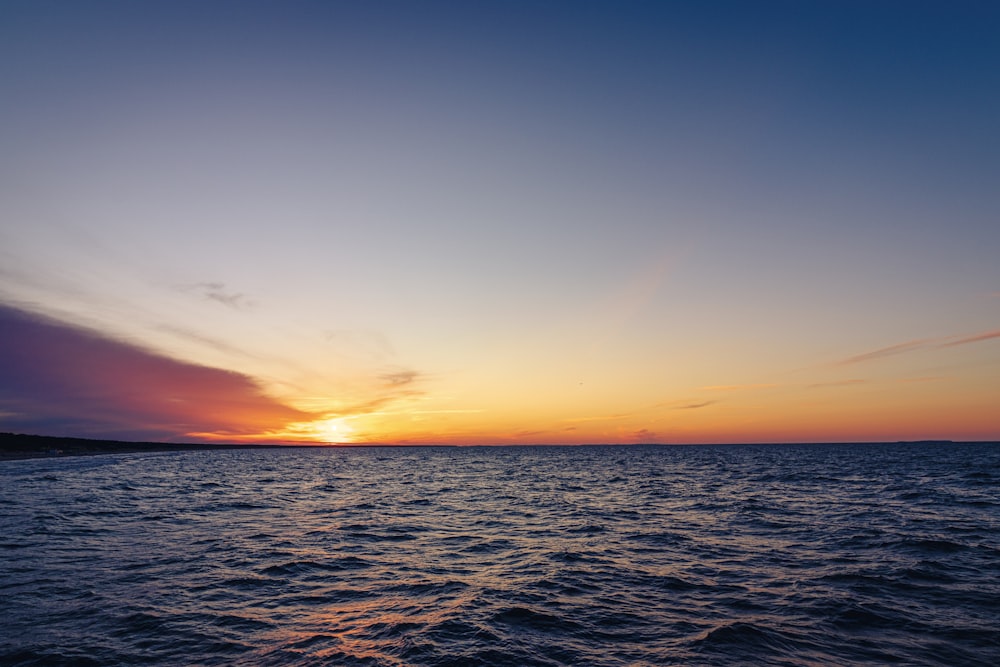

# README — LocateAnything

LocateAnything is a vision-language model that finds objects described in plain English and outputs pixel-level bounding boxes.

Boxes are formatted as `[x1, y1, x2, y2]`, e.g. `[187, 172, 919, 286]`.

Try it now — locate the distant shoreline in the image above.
[2, 432, 994, 462]
[0, 432, 316, 461]
[0, 433, 470, 461]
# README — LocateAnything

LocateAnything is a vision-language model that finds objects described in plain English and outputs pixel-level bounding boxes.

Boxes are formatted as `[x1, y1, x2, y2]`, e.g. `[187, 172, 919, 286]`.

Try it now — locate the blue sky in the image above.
[1, 1, 998, 443]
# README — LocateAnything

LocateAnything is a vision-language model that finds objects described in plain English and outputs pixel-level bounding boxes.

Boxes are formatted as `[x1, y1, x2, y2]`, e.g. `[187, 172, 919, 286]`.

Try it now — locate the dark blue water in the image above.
[2, 443, 998, 666]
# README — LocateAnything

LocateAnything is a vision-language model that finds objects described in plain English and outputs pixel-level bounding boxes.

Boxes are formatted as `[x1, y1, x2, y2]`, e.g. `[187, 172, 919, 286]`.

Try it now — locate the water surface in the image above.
[2, 443, 998, 665]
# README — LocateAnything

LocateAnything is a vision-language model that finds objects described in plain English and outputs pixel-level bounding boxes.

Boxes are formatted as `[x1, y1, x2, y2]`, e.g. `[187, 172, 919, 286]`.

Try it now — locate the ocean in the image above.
[1, 442, 998, 666]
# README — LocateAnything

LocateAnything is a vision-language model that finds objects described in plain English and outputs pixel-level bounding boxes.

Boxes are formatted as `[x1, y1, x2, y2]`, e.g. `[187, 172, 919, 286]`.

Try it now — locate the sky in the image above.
[1, 0, 998, 445]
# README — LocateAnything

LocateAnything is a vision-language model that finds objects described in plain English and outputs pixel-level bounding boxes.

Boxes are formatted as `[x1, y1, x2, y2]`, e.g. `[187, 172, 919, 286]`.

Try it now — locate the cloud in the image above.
[656, 399, 717, 410]
[589, 249, 677, 353]
[380, 369, 420, 386]
[183, 282, 255, 310]
[673, 400, 716, 409]
[700, 383, 777, 392]
[897, 376, 947, 384]
[156, 324, 258, 358]
[838, 328, 1000, 365]
[837, 338, 938, 365]
[0, 303, 310, 442]
[941, 329, 1000, 347]
[807, 379, 866, 389]
[562, 413, 632, 423]
[632, 428, 660, 443]
[324, 329, 395, 361]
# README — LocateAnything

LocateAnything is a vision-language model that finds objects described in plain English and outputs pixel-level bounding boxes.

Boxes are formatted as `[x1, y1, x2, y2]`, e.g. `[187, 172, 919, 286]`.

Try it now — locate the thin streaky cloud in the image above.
[807, 379, 866, 389]
[632, 428, 660, 442]
[380, 369, 420, 386]
[700, 383, 778, 392]
[324, 329, 395, 361]
[181, 282, 256, 310]
[561, 413, 632, 423]
[941, 329, 1000, 347]
[361, 408, 486, 417]
[156, 324, 258, 359]
[655, 399, 718, 410]
[837, 338, 940, 366]
[589, 249, 677, 354]
[673, 401, 716, 410]
[331, 389, 425, 419]
[839, 328, 1000, 366]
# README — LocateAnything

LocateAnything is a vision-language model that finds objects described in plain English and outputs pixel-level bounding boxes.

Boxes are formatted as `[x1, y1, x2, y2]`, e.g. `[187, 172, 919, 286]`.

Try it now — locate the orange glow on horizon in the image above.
[215, 372, 1000, 445]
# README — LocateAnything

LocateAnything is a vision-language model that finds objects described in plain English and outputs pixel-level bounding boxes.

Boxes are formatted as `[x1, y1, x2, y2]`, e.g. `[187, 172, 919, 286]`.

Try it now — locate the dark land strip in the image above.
[0, 432, 294, 461]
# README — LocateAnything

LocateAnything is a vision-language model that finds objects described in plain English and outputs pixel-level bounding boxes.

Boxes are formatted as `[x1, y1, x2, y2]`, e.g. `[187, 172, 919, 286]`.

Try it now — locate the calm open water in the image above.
[1, 443, 998, 666]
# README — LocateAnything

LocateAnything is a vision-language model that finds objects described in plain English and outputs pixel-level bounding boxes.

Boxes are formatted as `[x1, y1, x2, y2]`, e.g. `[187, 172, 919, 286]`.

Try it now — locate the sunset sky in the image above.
[1, 1, 998, 445]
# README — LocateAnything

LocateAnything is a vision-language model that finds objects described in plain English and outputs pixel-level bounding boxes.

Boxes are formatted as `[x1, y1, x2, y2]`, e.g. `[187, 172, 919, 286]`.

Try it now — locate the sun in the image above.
[309, 417, 354, 443]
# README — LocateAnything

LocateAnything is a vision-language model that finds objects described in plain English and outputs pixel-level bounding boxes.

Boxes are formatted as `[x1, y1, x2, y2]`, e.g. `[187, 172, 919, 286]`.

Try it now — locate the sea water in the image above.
[1, 443, 998, 666]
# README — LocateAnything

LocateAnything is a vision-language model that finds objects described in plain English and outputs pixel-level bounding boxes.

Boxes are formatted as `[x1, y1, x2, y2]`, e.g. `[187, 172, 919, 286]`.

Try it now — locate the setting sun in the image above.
[299, 417, 355, 444]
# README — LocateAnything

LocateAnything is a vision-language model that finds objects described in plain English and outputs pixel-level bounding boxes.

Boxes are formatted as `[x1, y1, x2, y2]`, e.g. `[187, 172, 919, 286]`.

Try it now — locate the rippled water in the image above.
[2, 443, 999, 666]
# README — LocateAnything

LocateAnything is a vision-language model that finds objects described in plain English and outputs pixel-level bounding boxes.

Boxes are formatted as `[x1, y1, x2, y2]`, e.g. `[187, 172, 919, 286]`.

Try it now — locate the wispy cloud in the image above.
[561, 413, 632, 423]
[941, 329, 1000, 347]
[657, 399, 717, 410]
[700, 383, 777, 392]
[380, 369, 420, 386]
[589, 249, 677, 353]
[807, 379, 866, 389]
[837, 338, 939, 365]
[838, 328, 1000, 365]
[632, 428, 661, 443]
[674, 400, 716, 409]
[182, 282, 255, 310]
[897, 376, 947, 384]
[324, 329, 395, 361]
[327, 391, 421, 420]
[156, 324, 258, 358]
[0, 303, 309, 442]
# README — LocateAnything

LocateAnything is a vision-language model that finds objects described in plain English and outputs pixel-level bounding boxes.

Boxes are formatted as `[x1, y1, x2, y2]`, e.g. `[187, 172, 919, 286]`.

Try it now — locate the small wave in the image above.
[426, 618, 500, 643]
[566, 523, 605, 534]
[260, 557, 373, 577]
[692, 621, 799, 655]
[625, 530, 689, 546]
[490, 606, 583, 634]
[387, 579, 469, 596]
[549, 550, 606, 564]
[459, 539, 513, 554]
[0, 541, 34, 549]
[900, 538, 967, 553]
[0, 648, 103, 667]
[828, 602, 900, 630]
[347, 530, 417, 542]
[219, 575, 277, 589]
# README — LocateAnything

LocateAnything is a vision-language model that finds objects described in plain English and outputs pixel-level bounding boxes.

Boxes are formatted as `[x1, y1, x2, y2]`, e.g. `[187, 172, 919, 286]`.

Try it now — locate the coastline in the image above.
[4, 432, 994, 462]
[0, 432, 289, 462]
